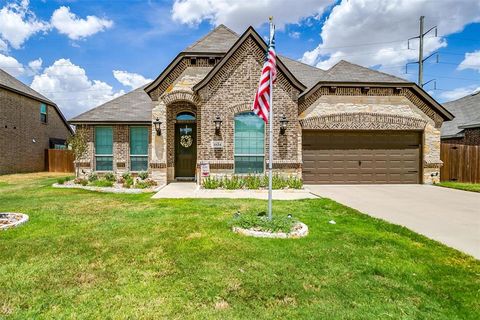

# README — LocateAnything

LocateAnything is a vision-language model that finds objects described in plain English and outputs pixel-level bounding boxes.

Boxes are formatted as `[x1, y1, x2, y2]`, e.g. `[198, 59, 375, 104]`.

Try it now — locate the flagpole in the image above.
[267, 17, 274, 221]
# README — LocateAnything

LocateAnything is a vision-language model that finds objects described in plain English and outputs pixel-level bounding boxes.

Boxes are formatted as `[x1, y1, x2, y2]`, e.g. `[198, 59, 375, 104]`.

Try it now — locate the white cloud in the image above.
[0, 53, 25, 76]
[458, 50, 480, 73]
[171, 0, 334, 31]
[51, 6, 113, 40]
[31, 59, 124, 118]
[289, 31, 301, 39]
[113, 70, 152, 89]
[0, 0, 49, 50]
[301, 0, 480, 75]
[27, 57, 42, 74]
[440, 85, 480, 101]
[0, 39, 8, 52]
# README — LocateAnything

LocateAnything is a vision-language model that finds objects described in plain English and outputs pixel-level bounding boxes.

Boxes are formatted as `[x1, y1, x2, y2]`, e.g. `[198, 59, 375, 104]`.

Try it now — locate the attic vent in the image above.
[208, 57, 216, 65]
[190, 58, 197, 65]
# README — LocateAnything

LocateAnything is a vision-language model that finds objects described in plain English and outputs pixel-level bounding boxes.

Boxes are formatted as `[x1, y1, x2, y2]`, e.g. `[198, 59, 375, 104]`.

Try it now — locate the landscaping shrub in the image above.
[138, 171, 149, 180]
[122, 172, 132, 180]
[104, 172, 116, 182]
[64, 176, 73, 182]
[202, 177, 222, 189]
[90, 179, 113, 188]
[244, 175, 261, 189]
[287, 177, 303, 189]
[224, 176, 244, 190]
[88, 172, 98, 182]
[57, 178, 66, 185]
[230, 211, 296, 233]
[272, 174, 288, 189]
[74, 178, 88, 186]
[123, 177, 134, 189]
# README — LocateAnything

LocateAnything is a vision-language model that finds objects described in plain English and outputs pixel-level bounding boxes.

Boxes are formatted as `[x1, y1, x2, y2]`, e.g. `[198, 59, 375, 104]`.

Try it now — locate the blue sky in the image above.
[0, 0, 479, 119]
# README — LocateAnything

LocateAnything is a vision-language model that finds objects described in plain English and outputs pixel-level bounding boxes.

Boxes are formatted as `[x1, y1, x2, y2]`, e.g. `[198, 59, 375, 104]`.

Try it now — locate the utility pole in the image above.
[406, 16, 438, 88]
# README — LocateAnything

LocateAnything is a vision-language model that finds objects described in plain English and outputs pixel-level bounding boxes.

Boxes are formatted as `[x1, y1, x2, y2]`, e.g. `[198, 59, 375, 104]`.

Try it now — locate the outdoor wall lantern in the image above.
[153, 118, 162, 136]
[214, 115, 222, 134]
[279, 114, 289, 135]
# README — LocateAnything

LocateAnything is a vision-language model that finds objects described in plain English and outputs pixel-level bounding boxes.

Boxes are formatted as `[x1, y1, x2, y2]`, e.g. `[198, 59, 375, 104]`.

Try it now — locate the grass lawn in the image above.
[1, 173, 479, 319]
[435, 181, 480, 193]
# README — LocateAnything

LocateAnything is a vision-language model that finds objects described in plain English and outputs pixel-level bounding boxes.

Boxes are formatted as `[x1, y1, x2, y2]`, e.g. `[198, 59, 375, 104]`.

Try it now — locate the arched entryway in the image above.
[174, 111, 197, 179]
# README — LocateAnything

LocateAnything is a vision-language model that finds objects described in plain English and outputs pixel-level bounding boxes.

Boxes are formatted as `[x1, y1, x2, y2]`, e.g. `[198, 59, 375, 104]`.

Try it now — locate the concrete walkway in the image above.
[152, 182, 318, 200]
[307, 184, 480, 259]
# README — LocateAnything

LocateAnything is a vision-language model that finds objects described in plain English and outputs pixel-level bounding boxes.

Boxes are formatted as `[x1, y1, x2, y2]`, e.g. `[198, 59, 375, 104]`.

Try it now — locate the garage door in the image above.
[302, 131, 421, 184]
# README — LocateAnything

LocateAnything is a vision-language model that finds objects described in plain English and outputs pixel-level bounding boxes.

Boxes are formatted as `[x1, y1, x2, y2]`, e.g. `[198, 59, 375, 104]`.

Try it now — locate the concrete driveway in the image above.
[307, 185, 480, 259]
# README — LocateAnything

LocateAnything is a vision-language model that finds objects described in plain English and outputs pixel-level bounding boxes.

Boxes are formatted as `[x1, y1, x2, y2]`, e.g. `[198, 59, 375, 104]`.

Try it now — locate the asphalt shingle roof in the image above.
[0, 68, 54, 104]
[324, 60, 408, 83]
[441, 91, 480, 138]
[184, 24, 239, 53]
[69, 85, 154, 123]
[279, 55, 328, 91]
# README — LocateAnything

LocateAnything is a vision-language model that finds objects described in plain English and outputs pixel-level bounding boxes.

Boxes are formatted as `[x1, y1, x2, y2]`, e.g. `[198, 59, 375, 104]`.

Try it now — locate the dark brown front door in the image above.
[175, 123, 197, 178]
[302, 131, 421, 184]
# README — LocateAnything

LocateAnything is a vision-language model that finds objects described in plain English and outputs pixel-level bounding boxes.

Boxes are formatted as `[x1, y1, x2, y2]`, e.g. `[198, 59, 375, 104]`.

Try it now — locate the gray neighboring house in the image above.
[70, 25, 454, 185]
[441, 91, 480, 145]
[0, 68, 73, 175]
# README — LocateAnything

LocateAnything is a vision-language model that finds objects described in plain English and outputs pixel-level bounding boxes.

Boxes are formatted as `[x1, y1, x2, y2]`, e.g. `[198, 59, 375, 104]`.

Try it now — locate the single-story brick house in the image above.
[69, 25, 454, 185]
[441, 91, 480, 145]
[0, 68, 72, 175]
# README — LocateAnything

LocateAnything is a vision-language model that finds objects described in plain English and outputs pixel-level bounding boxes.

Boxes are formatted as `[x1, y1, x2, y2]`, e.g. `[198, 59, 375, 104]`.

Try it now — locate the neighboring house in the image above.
[69, 25, 453, 185]
[0, 68, 72, 175]
[441, 91, 480, 145]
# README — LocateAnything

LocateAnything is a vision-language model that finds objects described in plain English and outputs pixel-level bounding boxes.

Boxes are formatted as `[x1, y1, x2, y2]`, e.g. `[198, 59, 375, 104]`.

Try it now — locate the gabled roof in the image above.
[0, 68, 54, 105]
[184, 24, 239, 53]
[0, 68, 73, 133]
[279, 55, 328, 91]
[325, 60, 408, 83]
[194, 26, 306, 92]
[441, 91, 480, 138]
[69, 85, 153, 123]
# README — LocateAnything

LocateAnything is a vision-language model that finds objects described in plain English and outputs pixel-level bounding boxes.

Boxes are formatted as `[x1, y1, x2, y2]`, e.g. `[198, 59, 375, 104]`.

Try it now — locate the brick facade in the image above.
[0, 88, 71, 175]
[442, 128, 480, 146]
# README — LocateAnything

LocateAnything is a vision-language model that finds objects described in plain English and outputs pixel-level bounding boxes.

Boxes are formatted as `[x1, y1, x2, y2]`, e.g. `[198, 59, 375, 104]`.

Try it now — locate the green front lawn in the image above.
[1, 173, 479, 319]
[435, 181, 480, 193]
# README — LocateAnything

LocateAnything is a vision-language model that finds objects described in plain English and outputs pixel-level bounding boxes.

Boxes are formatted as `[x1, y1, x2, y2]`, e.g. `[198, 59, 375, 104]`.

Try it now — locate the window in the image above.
[40, 103, 47, 123]
[95, 127, 113, 171]
[234, 112, 265, 174]
[176, 112, 196, 121]
[130, 127, 149, 171]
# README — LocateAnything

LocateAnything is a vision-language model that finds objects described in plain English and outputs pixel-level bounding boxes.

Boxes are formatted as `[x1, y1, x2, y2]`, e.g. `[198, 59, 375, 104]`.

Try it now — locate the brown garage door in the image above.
[303, 131, 421, 184]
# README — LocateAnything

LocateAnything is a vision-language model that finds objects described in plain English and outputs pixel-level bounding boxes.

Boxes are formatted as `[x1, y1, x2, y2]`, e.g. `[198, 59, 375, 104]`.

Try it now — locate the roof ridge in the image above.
[278, 55, 326, 72]
[328, 59, 407, 82]
[184, 24, 239, 52]
[0, 68, 54, 104]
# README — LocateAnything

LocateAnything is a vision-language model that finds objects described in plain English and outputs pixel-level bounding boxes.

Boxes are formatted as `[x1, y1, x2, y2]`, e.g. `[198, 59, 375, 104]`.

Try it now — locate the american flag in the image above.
[252, 25, 276, 123]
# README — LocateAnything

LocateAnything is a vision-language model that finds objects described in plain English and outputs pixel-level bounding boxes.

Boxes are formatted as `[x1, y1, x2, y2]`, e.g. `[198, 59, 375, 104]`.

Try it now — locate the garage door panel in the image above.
[302, 131, 421, 184]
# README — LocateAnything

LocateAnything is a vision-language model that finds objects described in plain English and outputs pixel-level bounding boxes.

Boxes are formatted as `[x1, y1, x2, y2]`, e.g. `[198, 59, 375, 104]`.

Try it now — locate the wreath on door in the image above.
[180, 135, 193, 148]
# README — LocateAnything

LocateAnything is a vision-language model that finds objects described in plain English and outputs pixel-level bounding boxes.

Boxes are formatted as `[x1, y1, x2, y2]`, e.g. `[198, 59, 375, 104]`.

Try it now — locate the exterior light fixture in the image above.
[279, 114, 289, 135]
[214, 115, 222, 134]
[153, 118, 162, 136]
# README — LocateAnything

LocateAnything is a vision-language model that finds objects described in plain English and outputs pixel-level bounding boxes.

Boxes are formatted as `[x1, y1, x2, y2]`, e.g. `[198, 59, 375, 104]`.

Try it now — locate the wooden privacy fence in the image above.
[46, 149, 74, 173]
[440, 143, 480, 183]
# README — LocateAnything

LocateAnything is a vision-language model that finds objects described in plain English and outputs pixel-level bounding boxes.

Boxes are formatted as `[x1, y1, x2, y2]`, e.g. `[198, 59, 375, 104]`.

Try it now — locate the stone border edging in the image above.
[0, 213, 29, 231]
[232, 222, 308, 239]
[52, 183, 164, 194]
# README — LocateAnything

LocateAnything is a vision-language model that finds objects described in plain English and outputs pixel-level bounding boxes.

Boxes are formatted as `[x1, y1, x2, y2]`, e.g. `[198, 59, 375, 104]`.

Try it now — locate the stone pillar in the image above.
[150, 102, 167, 186]
[423, 123, 442, 184]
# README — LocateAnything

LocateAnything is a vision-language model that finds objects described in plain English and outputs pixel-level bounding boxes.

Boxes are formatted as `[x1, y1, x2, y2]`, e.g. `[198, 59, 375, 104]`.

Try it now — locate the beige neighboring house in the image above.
[69, 25, 453, 185]
[0, 68, 73, 175]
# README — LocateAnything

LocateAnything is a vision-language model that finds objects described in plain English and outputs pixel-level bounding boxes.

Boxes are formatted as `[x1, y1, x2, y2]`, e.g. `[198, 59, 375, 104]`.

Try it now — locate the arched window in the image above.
[234, 112, 265, 174]
[176, 112, 196, 121]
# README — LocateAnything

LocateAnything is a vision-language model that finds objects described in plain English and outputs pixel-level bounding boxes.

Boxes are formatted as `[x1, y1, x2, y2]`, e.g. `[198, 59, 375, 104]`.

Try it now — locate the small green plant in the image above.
[287, 176, 303, 189]
[122, 172, 132, 180]
[123, 177, 134, 189]
[202, 177, 222, 189]
[64, 176, 73, 182]
[230, 211, 296, 233]
[88, 172, 98, 182]
[57, 178, 66, 185]
[244, 175, 261, 189]
[74, 178, 88, 186]
[224, 176, 244, 190]
[90, 179, 113, 188]
[104, 172, 116, 182]
[138, 171, 149, 180]
[272, 174, 288, 189]
[135, 179, 157, 189]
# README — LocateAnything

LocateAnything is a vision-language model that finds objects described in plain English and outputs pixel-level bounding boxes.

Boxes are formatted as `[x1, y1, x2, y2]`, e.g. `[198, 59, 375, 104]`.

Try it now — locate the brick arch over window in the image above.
[161, 90, 199, 106]
[229, 102, 252, 115]
[300, 112, 428, 130]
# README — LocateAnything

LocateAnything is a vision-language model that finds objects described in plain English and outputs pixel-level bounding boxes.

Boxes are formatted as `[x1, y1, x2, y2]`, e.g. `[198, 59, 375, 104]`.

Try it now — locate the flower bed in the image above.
[0, 213, 29, 231]
[53, 172, 161, 193]
[229, 212, 308, 239]
[203, 175, 303, 190]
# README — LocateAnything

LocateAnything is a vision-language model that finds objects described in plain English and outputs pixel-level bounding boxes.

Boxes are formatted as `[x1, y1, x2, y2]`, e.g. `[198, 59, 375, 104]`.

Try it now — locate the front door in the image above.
[175, 123, 197, 178]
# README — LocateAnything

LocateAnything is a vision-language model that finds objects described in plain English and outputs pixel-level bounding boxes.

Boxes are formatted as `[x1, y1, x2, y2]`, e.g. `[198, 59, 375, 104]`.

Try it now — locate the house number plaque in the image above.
[211, 140, 224, 149]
